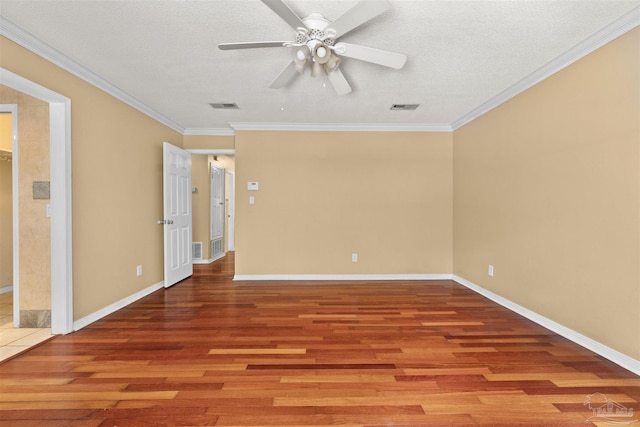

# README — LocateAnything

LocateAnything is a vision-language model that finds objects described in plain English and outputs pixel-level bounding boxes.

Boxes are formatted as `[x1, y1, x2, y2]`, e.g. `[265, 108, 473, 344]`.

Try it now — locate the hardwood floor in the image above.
[0, 252, 638, 426]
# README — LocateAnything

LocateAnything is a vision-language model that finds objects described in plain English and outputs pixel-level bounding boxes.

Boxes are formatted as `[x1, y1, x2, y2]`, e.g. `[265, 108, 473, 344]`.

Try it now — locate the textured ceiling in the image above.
[1, 0, 639, 132]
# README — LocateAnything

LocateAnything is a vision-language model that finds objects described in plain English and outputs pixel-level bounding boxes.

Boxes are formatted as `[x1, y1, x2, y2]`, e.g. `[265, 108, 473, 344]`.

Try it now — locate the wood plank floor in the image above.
[1, 252, 638, 426]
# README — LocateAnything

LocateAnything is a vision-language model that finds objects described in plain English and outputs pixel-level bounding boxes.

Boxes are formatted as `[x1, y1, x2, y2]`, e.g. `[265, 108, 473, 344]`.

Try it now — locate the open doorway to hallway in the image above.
[191, 153, 235, 272]
[0, 105, 52, 363]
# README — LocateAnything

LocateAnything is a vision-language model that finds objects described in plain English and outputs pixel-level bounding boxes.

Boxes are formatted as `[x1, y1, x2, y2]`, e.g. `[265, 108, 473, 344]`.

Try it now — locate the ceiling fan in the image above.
[218, 0, 407, 95]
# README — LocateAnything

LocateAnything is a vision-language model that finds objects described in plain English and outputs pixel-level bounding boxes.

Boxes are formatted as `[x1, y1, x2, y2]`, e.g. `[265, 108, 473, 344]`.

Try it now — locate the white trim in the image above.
[193, 253, 226, 265]
[186, 149, 235, 156]
[1, 68, 74, 335]
[0, 104, 19, 327]
[73, 280, 164, 331]
[234, 274, 453, 281]
[451, 5, 640, 130]
[0, 286, 13, 294]
[453, 275, 640, 376]
[183, 128, 235, 136]
[49, 100, 73, 334]
[0, 16, 185, 134]
[229, 123, 452, 132]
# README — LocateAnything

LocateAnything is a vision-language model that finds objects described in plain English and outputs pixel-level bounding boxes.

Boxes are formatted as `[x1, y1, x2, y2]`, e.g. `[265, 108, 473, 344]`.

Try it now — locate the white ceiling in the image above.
[1, 0, 639, 133]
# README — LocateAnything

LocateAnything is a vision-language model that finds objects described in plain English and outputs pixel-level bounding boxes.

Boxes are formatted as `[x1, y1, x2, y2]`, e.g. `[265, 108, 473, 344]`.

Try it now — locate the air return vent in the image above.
[209, 103, 239, 109]
[390, 104, 419, 111]
[192, 242, 203, 260]
[211, 238, 223, 259]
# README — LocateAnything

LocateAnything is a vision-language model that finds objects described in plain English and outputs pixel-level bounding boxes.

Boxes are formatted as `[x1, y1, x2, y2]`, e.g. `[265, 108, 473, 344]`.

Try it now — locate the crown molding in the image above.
[4, 4, 638, 136]
[183, 128, 235, 136]
[451, 5, 640, 131]
[229, 122, 452, 132]
[0, 17, 186, 134]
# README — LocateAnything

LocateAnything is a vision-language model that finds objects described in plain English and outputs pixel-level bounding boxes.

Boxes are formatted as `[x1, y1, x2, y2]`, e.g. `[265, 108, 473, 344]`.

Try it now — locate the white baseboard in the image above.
[0, 285, 13, 294]
[233, 274, 453, 281]
[193, 253, 226, 265]
[453, 275, 640, 376]
[73, 280, 165, 331]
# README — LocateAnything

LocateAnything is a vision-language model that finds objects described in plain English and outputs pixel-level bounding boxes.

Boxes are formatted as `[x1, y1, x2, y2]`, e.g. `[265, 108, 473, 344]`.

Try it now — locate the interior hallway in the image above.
[0, 291, 52, 362]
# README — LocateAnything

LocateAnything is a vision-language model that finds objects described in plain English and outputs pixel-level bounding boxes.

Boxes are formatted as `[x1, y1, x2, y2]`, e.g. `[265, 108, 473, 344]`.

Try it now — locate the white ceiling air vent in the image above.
[390, 104, 419, 110]
[210, 103, 239, 109]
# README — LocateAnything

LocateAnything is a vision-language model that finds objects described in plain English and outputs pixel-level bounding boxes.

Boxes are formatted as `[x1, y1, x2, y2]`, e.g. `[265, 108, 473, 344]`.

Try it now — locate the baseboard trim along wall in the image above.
[0, 285, 13, 294]
[453, 275, 640, 376]
[72, 280, 165, 331]
[193, 254, 226, 265]
[233, 274, 453, 281]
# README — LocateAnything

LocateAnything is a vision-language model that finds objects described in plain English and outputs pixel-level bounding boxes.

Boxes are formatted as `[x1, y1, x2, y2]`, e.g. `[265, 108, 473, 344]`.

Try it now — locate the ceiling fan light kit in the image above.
[218, 0, 407, 95]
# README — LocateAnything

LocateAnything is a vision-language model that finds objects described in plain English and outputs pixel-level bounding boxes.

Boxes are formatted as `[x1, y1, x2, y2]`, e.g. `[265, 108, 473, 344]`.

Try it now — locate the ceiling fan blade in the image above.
[327, 69, 352, 95]
[269, 60, 299, 89]
[261, 0, 305, 30]
[333, 42, 407, 69]
[218, 41, 288, 50]
[326, 0, 391, 38]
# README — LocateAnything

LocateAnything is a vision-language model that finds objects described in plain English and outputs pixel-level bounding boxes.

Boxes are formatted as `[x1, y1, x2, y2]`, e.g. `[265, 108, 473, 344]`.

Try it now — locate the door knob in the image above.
[157, 220, 174, 225]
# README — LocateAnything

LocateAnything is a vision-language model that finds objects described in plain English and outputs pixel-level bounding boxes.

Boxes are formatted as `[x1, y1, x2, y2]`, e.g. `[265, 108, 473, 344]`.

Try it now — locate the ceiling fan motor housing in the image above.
[293, 14, 339, 75]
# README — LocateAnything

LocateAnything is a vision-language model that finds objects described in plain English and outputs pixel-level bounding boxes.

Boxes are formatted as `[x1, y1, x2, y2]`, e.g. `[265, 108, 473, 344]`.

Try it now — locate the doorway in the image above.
[0, 104, 53, 361]
[1, 68, 73, 336]
[188, 150, 235, 269]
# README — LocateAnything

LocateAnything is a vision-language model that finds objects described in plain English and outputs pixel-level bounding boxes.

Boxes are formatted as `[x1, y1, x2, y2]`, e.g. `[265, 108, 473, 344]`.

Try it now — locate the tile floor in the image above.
[0, 292, 53, 362]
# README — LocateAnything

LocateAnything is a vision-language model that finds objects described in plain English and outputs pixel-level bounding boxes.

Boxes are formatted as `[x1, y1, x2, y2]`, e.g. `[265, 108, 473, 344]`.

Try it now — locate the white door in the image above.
[210, 163, 224, 242]
[210, 163, 225, 259]
[163, 142, 192, 287]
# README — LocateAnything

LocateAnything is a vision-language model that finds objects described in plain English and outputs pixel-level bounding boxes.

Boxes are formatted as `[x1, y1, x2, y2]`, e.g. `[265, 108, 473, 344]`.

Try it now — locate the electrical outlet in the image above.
[488, 265, 494, 277]
[352, 253, 358, 262]
[136, 265, 143, 277]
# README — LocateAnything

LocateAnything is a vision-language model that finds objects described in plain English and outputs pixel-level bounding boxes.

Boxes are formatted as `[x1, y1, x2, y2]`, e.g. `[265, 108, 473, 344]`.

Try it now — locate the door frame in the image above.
[1, 68, 73, 335]
[209, 161, 224, 242]
[186, 149, 235, 255]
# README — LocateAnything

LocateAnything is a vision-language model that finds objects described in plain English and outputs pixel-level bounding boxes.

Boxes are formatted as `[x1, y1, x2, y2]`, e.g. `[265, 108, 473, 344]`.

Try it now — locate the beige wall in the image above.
[210, 154, 235, 172]
[453, 28, 640, 359]
[182, 135, 234, 150]
[1, 36, 183, 320]
[235, 131, 452, 275]
[0, 113, 11, 151]
[18, 89, 49, 315]
[191, 155, 210, 259]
